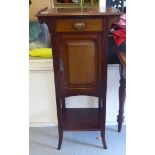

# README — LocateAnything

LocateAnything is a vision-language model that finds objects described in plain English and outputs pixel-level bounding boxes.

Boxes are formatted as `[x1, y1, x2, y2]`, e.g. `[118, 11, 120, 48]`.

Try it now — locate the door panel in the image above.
[66, 40, 97, 85]
[57, 34, 103, 92]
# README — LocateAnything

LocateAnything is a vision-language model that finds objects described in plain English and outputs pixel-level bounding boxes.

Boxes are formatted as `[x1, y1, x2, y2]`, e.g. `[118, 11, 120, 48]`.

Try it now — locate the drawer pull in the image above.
[74, 22, 85, 31]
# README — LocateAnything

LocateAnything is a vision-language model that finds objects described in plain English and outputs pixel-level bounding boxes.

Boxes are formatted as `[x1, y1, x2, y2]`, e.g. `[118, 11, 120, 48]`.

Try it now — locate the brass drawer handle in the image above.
[74, 22, 86, 31]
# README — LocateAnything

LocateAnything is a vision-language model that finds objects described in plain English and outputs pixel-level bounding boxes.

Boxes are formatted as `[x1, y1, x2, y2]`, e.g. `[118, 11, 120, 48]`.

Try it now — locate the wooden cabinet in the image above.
[37, 7, 121, 150]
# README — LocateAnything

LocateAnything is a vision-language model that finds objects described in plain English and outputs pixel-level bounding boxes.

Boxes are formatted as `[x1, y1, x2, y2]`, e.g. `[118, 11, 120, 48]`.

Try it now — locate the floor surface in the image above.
[29, 125, 126, 155]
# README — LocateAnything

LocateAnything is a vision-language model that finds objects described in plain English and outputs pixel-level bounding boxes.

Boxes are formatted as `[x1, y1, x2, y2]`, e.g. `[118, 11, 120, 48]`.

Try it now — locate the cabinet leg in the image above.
[56, 97, 64, 150]
[57, 127, 63, 150]
[101, 130, 107, 149]
[117, 65, 126, 132]
[99, 97, 102, 109]
[100, 97, 107, 149]
[61, 98, 66, 111]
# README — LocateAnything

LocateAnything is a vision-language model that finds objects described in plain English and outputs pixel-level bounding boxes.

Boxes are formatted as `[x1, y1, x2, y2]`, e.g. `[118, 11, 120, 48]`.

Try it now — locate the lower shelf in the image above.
[62, 108, 101, 131]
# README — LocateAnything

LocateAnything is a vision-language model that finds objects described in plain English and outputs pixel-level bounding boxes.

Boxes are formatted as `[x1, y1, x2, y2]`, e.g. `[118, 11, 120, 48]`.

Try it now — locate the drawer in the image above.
[55, 18, 103, 32]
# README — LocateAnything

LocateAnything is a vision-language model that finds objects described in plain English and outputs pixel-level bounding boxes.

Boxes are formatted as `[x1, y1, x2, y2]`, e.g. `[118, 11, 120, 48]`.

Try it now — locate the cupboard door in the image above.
[57, 33, 104, 92]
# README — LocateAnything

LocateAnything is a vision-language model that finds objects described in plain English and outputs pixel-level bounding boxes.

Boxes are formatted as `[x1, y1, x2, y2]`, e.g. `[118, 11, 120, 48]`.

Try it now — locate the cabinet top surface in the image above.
[37, 7, 122, 17]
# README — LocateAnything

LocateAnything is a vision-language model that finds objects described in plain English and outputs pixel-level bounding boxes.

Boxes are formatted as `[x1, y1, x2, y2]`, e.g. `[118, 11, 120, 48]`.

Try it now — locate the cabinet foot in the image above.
[101, 130, 107, 149]
[57, 128, 63, 150]
[117, 114, 124, 132]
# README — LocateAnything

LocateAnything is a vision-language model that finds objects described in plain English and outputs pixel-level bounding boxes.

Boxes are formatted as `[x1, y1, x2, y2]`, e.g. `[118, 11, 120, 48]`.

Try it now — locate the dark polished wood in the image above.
[37, 7, 122, 149]
[63, 108, 100, 130]
[117, 52, 126, 132]
[55, 18, 103, 32]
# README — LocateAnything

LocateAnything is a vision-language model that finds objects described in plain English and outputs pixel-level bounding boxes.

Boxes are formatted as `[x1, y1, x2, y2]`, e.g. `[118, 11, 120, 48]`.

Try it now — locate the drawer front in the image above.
[55, 18, 103, 32]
